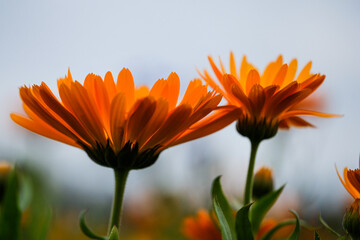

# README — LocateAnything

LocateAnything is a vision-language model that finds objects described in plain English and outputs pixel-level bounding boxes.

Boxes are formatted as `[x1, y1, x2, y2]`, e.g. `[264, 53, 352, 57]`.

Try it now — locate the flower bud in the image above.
[252, 167, 274, 200]
[343, 199, 360, 239]
[0, 161, 13, 203]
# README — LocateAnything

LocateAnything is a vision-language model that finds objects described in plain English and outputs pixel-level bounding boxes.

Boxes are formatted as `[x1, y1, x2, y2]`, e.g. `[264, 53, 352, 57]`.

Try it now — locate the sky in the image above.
[1, 0, 360, 213]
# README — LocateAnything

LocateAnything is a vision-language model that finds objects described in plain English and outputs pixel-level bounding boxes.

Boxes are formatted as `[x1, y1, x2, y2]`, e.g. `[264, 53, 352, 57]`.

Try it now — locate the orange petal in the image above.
[165, 72, 180, 110]
[231, 79, 251, 112]
[273, 64, 288, 86]
[126, 97, 157, 143]
[343, 168, 360, 199]
[261, 55, 283, 87]
[68, 82, 107, 145]
[137, 99, 169, 148]
[296, 61, 312, 83]
[246, 69, 260, 95]
[230, 51, 238, 78]
[248, 84, 265, 117]
[281, 109, 342, 119]
[84, 74, 111, 135]
[135, 86, 150, 100]
[39, 83, 94, 145]
[143, 104, 193, 149]
[282, 59, 297, 87]
[285, 116, 314, 127]
[269, 89, 311, 117]
[11, 113, 80, 148]
[208, 56, 224, 82]
[104, 71, 117, 102]
[110, 93, 127, 152]
[117, 68, 135, 111]
[170, 107, 241, 146]
[181, 79, 208, 107]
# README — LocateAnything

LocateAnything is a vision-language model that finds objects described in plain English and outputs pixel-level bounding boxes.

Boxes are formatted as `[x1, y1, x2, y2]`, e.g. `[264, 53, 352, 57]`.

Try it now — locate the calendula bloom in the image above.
[337, 158, 360, 238]
[11, 69, 240, 170]
[182, 209, 222, 240]
[182, 210, 288, 240]
[199, 52, 337, 141]
[337, 157, 360, 199]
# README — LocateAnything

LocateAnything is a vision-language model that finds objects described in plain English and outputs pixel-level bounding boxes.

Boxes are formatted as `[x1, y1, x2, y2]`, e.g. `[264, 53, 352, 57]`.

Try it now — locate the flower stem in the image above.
[108, 168, 129, 235]
[243, 140, 260, 205]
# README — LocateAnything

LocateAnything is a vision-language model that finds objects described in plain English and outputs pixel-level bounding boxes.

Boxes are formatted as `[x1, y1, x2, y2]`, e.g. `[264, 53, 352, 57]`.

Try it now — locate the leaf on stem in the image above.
[79, 210, 107, 240]
[315, 231, 321, 240]
[211, 176, 236, 240]
[0, 167, 21, 240]
[288, 210, 301, 240]
[250, 185, 285, 233]
[107, 226, 119, 240]
[235, 204, 254, 240]
[260, 220, 296, 240]
[319, 213, 342, 238]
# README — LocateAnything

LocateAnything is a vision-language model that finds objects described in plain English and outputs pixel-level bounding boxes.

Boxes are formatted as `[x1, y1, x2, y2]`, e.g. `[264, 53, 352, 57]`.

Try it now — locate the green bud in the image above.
[252, 167, 274, 200]
[343, 199, 360, 240]
[0, 161, 12, 203]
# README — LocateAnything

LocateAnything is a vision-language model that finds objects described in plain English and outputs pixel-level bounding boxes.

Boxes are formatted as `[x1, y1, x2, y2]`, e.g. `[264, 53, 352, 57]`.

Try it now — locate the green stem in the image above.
[108, 168, 129, 235]
[243, 140, 260, 205]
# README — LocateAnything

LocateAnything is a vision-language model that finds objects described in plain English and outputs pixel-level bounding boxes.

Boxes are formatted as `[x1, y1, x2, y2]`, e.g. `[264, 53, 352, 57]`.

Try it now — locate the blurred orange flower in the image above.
[199, 52, 338, 140]
[11, 69, 240, 170]
[182, 210, 290, 240]
[182, 209, 221, 240]
[337, 157, 360, 199]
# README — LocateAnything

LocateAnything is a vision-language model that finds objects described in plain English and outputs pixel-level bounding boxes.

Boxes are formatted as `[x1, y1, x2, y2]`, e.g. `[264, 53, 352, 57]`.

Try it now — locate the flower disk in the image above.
[199, 52, 338, 141]
[11, 69, 240, 170]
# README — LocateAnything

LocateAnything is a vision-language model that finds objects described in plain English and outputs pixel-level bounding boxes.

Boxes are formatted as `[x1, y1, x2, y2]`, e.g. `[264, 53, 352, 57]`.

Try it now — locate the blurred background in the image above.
[1, 0, 359, 239]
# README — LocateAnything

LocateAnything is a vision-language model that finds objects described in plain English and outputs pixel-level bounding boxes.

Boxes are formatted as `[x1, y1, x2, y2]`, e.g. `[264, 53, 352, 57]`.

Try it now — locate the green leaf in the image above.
[211, 176, 236, 240]
[38, 206, 52, 240]
[79, 210, 106, 240]
[250, 185, 284, 233]
[0, 168, 21, 240]
[319, 213, 341, 237]
[315, 231, 320, 240]
[288, 210, 301, 240]
[18, 173, 32, 212]
[260, 220, 296, 240]
[235, 204, 254, 240]
[107, 226, 119, 240]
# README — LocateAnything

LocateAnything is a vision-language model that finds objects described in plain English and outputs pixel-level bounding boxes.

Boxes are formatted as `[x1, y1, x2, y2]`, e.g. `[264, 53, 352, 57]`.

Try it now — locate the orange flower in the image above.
[182, 210, 289, 240]
[199, 52, 338, 141]
[11, 69, 240, 170]
[337, 157, 360, 199]
[182, 209, 222, 240]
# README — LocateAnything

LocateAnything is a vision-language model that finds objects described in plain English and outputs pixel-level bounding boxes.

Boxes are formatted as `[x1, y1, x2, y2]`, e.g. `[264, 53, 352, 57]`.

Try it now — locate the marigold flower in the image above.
[182, 209, 222, 240]
[199, 52, 337, 141]
[182, 210, 289, 240]
[337, 157, 360, 199]
[337, 157, 360, 238]
[11, 69, 240, 170]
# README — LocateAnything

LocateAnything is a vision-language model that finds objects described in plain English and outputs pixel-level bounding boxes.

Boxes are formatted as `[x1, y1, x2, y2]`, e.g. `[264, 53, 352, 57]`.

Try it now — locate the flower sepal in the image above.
[236, 117, 278, 143]
[343, 199, 360, 240]
[81, 141, 160, 171]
